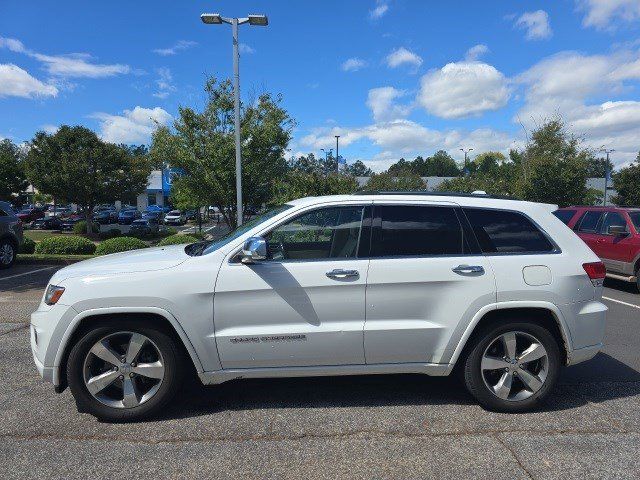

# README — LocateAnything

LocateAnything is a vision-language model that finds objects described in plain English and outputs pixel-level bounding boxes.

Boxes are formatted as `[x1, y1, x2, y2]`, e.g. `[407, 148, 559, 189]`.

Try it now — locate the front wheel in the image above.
[67, 320, 184, 422]
[463, 322, 561, 413]
[0, 238, 16, 269]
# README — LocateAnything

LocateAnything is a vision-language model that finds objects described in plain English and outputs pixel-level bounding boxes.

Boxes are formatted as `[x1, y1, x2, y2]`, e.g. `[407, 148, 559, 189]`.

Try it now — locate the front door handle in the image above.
[326, 269, 359, 279]
[452, 265, 485, 275]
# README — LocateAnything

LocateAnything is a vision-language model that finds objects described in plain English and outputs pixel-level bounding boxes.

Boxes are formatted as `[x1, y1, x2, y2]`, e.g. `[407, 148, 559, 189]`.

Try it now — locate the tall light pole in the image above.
[201, 13, 268, 226]
[600, 147, 614, 206]
[460, 148, 473, 176]
[335, 135, 341, 172]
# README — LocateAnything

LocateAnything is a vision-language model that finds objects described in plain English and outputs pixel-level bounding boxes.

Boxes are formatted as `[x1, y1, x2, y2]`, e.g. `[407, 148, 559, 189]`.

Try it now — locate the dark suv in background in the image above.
[0, 201, 24, 269]
[554, 206, 640, 291]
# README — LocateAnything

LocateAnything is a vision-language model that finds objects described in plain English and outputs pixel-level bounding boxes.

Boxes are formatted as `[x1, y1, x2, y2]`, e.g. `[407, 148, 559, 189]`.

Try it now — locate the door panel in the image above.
[365, 256, 496, 364]
[214, 204, 369, 369]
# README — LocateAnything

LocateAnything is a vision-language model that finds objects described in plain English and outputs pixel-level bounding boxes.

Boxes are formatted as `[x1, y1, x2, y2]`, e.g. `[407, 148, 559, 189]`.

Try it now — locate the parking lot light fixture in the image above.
[200, 11, 269, 226]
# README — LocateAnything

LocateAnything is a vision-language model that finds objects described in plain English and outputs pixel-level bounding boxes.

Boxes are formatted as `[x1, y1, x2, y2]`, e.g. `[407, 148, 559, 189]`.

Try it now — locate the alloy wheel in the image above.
[82, 331, 165, 409]
[481, 331, 549, 401]
[0, 243, 14, 265]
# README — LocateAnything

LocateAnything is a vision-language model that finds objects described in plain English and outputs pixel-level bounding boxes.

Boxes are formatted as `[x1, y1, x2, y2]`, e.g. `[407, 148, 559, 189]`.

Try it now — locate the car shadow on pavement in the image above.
[150, 352, 640, 422]
[604, 277, 639, 294]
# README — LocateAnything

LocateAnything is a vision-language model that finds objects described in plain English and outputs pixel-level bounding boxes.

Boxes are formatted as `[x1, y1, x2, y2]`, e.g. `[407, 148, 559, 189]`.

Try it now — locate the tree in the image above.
[271, 172, 358, 205]
[344, 160, 373, 177]
[473, 151, 505, 175]
[612, 153, 640, 206]
[24, 126, 151, 233]
[152, 77, 294, 228]
[586, 156, 614, 178]
[386, 151, 460, 177]
[362, 171, 426, 191]
[0, 139, 28, 202]
[519, 120, 594, 207]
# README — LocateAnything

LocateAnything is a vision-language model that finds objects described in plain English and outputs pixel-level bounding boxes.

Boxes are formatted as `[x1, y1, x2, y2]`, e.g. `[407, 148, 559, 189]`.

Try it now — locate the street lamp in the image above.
[335, 135, 341, 172]
[460, 148, 473, 176]
[320, 148, 333, 163]
[599, 147, 614, 206]
[200, 12, 268, 226]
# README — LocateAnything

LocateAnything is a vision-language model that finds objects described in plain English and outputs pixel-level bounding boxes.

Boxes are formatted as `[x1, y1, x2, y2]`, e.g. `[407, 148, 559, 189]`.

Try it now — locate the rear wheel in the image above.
[463, 322, 560, 412]
[67, 320, 184, 422]
[0, 238, 16, 269]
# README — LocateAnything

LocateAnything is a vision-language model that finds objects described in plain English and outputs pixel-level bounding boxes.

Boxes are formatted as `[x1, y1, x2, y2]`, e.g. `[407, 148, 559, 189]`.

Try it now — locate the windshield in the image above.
[189, 205, 293, 256]
[629, 212, 640, 231]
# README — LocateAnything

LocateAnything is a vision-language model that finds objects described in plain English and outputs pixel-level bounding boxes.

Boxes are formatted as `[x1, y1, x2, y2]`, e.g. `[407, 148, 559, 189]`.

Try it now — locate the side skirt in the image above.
[198, 362, 453, 385]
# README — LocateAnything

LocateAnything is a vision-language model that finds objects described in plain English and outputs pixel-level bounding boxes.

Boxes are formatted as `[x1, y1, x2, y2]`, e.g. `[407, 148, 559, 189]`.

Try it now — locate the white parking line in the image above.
[0, 266, 57, 281]
[602, 296, 640, 310]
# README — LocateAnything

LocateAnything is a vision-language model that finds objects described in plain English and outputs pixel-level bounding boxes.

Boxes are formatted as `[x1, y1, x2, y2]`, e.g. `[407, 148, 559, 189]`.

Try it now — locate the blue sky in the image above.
[1, 0, 640, 171]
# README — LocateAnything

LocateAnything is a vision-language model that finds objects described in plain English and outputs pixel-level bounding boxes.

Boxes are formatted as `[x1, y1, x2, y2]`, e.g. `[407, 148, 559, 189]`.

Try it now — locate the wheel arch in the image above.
[54, 307, 204, 392]
[450, 303, 571, 369]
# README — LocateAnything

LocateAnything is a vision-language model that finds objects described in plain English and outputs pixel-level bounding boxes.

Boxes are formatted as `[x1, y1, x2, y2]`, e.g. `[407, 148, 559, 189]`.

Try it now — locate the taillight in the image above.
[583, 262, 606, 286]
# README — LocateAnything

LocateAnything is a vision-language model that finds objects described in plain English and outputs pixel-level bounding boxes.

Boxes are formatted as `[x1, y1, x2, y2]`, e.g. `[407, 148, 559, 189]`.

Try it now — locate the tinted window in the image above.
[464, 208, 555, 253]
[266, 206, 364, 260]
[600, 212, 627, 234]
[577, 211, 604, 233]
[553, 209, 576, 225]
[629, 212, 640, 231]
[371, 206, 464, 257]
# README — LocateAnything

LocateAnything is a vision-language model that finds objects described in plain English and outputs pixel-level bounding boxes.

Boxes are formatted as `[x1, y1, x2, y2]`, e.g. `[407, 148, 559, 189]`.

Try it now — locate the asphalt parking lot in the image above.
[0, 267, 639, 479]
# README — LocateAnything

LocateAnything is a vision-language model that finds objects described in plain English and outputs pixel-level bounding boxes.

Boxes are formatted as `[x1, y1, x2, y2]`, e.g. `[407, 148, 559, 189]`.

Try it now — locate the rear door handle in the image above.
[452, 265, 485, 275]
[326, 269, 359, 279]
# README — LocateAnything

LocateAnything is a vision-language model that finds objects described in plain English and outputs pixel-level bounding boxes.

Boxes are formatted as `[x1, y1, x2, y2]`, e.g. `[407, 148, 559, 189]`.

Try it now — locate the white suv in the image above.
[31, 193, 607, 421]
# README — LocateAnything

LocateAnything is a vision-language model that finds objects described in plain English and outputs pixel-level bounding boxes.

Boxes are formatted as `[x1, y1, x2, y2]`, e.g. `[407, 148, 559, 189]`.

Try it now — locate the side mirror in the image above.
[608, 225, 628, 237]
[241, 236, 267, 264]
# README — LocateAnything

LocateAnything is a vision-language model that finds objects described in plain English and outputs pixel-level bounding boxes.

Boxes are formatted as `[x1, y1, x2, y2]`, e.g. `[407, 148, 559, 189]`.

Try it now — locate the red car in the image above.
[554, 206, 640, 290]
[16, 208, 45, 223]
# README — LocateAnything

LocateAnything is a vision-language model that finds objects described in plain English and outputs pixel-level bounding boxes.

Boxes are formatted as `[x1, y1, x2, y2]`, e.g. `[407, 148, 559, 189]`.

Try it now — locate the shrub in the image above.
[19, 237, 36, 254]
[35, 236, 96, 255]
[95, 236, 148, 256]
[158, 234, 200, 246]
[99, 228, 122, 240]
[73, 220, 99, 234]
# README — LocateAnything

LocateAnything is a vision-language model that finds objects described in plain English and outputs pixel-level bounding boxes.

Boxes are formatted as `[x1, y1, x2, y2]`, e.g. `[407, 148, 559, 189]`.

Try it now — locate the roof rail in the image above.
[352, 190, 519, 200]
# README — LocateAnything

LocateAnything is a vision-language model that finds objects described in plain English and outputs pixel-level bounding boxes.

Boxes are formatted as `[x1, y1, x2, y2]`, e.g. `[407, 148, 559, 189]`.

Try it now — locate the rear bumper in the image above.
[558, 300, 607, 364]
[567, 343, 602, 366]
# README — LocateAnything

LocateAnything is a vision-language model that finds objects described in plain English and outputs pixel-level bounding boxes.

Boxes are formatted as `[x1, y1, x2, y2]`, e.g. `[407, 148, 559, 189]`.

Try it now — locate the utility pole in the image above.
[600, 147, 614, 206]
[201, 12, 268, 226]
[460, 148, 473, 176]
[335, 135, 340, 173]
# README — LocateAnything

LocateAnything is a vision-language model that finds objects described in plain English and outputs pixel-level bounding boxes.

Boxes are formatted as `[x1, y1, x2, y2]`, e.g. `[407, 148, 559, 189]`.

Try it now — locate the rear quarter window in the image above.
[575, 211, 604, 233]
[463, 208, 555, 254]
[553, 209, 577, 225]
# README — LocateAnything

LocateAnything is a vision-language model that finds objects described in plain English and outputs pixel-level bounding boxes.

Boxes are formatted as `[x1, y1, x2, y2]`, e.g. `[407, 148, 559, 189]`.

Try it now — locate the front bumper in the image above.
[31, 303, 78, 387]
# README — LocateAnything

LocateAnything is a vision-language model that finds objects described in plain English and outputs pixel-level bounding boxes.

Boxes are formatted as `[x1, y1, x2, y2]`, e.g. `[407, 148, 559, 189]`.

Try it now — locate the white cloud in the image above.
[40, 124, 59, 134]
[576, 0, 640, 30]
[369, 1, 389, 19]
[516, 49, 640, 166]
[341, 57, 367, 72]
[0, 36, 130, 78]
[152, 40, 197, 56]
[239, 43, 255, 54]
[465, 44, 489, 61]
[153, 68, 176, 99]
[366, 87, 411, 122]
[515, 10, 553, 40]
[386, 47, 423, 69]
[92, 106, 172, 144]
[0, 64, 58, 98]
[298, 121, 516, 172]
[417, 61, 510, 119]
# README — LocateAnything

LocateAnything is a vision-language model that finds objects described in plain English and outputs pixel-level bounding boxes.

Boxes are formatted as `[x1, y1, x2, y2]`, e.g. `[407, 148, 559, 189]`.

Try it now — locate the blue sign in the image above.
[162, 167, 184, 194]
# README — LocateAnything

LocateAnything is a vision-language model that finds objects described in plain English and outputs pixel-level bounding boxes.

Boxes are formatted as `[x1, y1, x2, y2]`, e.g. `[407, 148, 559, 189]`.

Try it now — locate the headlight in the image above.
[44, 285, 65, 305]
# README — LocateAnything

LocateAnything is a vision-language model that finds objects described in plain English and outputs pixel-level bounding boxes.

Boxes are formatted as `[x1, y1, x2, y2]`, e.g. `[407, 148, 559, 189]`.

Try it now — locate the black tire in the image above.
[635, 267, 640, 293]
[67, 319, 184, 422]
[463, 321, 561, 413]
[0, 238, 16, 269]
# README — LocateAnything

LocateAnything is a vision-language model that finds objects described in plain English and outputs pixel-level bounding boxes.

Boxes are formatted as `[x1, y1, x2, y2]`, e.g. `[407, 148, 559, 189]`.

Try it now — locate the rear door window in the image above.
[463, 208, 555, 253]
[553, 209, 576, 225]
[371, 205, 465, 257]
[600, 212, 628, 235]
[576, 211, 604, 233]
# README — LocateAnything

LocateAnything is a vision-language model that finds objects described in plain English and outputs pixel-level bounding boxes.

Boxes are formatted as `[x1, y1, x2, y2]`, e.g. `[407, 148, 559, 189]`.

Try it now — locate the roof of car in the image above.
[560, 206, 640, 212]
[286, 193, 558, 212]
